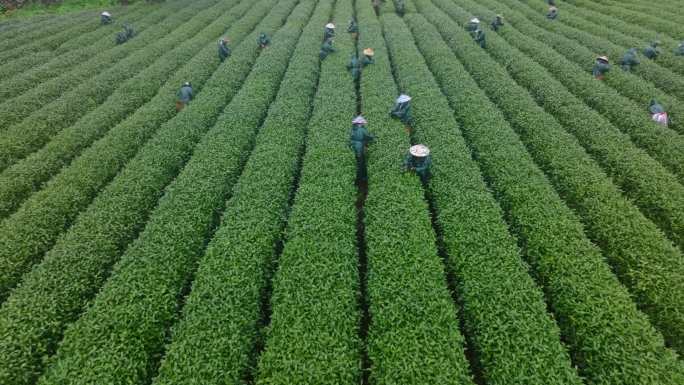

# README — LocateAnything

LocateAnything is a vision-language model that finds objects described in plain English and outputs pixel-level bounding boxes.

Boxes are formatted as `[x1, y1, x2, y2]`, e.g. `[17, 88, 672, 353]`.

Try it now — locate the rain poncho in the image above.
[218, 40, 231, 62]
[347, 55, 361, 80]
[643, 42, 660, 60]
[592, 57, 610, 79]
[257, 33, 271, 48]
[390, 95, 412, 125]
[490, 16, 504, 32]
[177, 84, 194, 104]
[101, 12, 112, 25]
[319, 39, 335, 60]
[404, 154, 432, 182]
[649, 99, 669, 126]
[620, 48, 640, 71]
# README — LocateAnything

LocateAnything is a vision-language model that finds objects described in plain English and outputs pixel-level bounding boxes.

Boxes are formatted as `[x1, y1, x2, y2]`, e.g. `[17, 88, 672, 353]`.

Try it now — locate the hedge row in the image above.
[430, 0, 684, 351]
[466, 0, 684, 185]
[515, 0, 684, 89]
[431, 0, 684, 250]
[151, 3, 330, 383]
[0, 1, 282, 382]
[27, 2, 307, 385]
[489, 0, 684, 136]
[254, 1, 361, 384]
[0, 10, 93, 58]
[570, 0, 684, 41]
[361, 5, 476, 384]
[0, 0, 233, 299]
[594, 0, 684, 25]
[0, 4, 145, 82]
[0, 0, 246, 220]
[0, 4, 156, 98]
[0, 0, 192, 135]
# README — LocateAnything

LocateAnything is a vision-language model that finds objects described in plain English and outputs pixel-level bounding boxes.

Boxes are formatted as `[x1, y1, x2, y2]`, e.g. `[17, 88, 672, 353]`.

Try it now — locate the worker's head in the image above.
[549, 6, 557, 12]
[363, 48, 375, 57]
[653, 40, 660, 47]
[496, 14, 503, 20]
[352, 115, 367, 126]
[326, 23, 335, 29]
[396, 94, 412, 104]
[597, 55, 609, 64]
[101, 11, 111, 17]
[469, 17, 480, 24]
[183, 82, 191, 87]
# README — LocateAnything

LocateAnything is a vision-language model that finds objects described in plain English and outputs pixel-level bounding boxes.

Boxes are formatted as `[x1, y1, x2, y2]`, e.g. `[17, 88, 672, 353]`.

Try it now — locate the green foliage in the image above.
[382, 10, 581, 385]
[31, 1, 307, 384]
[360, 3, 475, 384]
[152, 3, 329, 384]
[0, 10, 89, 52]
[416, 0, 684, 383]
[0, 0, 284, 383]
[254, 1, 360, 384]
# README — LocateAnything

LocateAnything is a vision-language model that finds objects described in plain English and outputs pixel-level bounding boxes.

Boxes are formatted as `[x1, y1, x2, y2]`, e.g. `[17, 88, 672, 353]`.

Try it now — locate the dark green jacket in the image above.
[348, 20, 358, 33]
[592, 60, 610, 78]
[101, 15, 112, 25]
[404, 154, 431, 179]
[324, 28, 335, 40]
[177, 85, 193, 104]
[644, 44, 660, 59]
[319, 40, 335, 60]
[350, 125, 374, 155]
[347, 56, 360, 80]
[390, 101, 411, 124]
[473, 29, 486, 48]
[490, 17, 503, 32]
[362, 55, 374, 67]
[218, 41, 231, 62]
[547, 9, 558, 20]
[258, 34, 271, 47]
[620, 48, 640, 70]
[676, 43, 684, 56]
[466, 21, 479, 33]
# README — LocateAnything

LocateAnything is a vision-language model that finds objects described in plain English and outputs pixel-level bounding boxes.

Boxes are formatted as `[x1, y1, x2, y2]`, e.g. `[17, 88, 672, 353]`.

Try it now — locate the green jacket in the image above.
[620, 48, 640, 70]
[348, 20, 358, 33]
[466, 21, 479, 33]
[473, 29, 486, 48]
[319, 40, 335, 60]
[643, 44, 660, 59]
[676, 43, 684, 56]
[362, 55, 374, 67]
[592, 60, 610, 77]
[324, 27, 335, 40]
[177, 85, 193, 104]
[258, 34, 271, 47]
[350, 125, 374, 155]
[490, 17, 503, 32]
[347, 56, 360, 80]
[547, 9, 558, 20]
[101, 15, 112, 25]
[404, 154, 431, 179]
[218, 41, 231, 62]
[390, 101, 411, 124]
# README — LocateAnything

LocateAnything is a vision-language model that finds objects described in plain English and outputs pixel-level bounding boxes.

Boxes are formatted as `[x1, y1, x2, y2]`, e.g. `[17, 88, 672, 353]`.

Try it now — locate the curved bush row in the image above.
[595, 0, 684, 25]
[515, 0, 684, 86]
[0, 0, 190, 134]
[0, 11, 94, 57]
[570, 0, 684, 40]
[0, 0, 219, 171]
[431, 0, 684, 250]
[0, 2, 281, 382]
[33, 3, 311, 384]
[467, 0, 684, 183]
[0, 0, 256, 298]
[0, 4, 146, 82]
[151, 3, 330, 384]
[0, 5, 154, 93]
[488, 0, 684, 135]
[362, 6, 476, 385]
[419, 0, 684, 358]
[416, 0, 684, 383]
[0, 0, 246, 219]
[254, 2, 361, 384]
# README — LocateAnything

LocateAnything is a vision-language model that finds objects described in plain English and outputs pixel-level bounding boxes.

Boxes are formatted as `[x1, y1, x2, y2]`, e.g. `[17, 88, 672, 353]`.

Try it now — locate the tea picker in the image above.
[362, 48, 375, 67]
[319, 38, 335, 60]
[396, 0, 406, 17]
[649, 99, 669, 127]
[176, 82, 193, 111]
[350, 115, 374, 181]
[466, 17, 480, 34]
[324, 23, 335, 41]
[390, 94, 413, 133]
[404, 144, 432, 183]
[257, 33, 271, 49]
[218, 38, 231, 62]
[473, 29, 486, 48]
[675, 41, 684, 56]
[547, 6, 558, 20]
[490, 15, 504, 32]
[592, 56, 610, 80]
[620, 48, 640, 71]
[101, 11, 112, 25]
[643, 40, 661, 60]
[115, 23, 135, 44]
